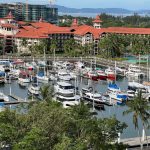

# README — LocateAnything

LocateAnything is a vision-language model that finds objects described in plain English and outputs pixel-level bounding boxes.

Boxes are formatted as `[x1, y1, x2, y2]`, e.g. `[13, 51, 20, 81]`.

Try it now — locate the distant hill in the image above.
[55, 5, 150, 15]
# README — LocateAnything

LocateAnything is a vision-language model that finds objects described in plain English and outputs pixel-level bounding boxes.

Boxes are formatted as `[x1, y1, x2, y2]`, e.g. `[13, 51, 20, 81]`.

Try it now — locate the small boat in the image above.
[57, 70, 72, 81]
[25, 63, 34, 71]
[0, 71, 5, 84]
[36, 71, 49, 83]
[86, 71, 98, 81]
[75, 61, 85, 70]
[81, 90, 105, 109]
[96, 70, 107, 80]
[127, 90, 135, 99]
[62, 61, 74, 70]
[115, 67, 126, 76]
[108, 83, 120, 93]
[18, 71, 30, 83]
[18, 80, 28, 88]
[126, 64, 145, 78]
[10, 69, 20, 79]
[105, 68, 116, 80]
[128, 81, 145, 91]
[108, 91, 128, 105]
[28, 83, 40, 96]
[62, 100, 79, 108]
[0, 92, 9, 102]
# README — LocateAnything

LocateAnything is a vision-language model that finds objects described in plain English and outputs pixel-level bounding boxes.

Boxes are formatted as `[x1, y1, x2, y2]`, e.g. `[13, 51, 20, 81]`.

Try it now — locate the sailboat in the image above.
[36, 48, 49, 82]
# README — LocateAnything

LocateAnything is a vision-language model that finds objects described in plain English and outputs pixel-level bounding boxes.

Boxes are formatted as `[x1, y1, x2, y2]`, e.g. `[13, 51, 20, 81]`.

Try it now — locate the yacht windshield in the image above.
[60, 85, 74, 89]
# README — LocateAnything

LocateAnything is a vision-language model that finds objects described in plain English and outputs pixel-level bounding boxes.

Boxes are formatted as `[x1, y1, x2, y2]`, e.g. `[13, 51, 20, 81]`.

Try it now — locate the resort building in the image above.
[0, 3, 58, 23]
[0, 12, 150, 54]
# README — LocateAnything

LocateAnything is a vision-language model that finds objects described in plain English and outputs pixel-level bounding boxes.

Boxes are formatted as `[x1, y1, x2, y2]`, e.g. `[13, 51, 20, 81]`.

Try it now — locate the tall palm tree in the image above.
[40, 84, 54, 103]
[50, 39, 57, 63]
[123, 91, 150, 149]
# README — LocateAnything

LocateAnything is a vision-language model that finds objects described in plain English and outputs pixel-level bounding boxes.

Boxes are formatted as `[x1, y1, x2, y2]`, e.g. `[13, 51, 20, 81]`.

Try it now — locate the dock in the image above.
[5, 94, 36, 105]
[121, 136, 150, 148]
[9, 94, 26, 101]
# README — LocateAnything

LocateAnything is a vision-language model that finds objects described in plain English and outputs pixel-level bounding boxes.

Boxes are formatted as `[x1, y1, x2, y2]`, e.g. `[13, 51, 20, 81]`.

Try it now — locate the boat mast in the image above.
[115, 61, 116, 82]
[44, 47, 46, 76]
[147, 56, 149, 81]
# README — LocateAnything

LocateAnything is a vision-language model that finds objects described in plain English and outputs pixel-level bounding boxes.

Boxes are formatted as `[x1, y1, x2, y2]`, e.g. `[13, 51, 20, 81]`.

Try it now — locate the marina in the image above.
[0, 57, 149, 143]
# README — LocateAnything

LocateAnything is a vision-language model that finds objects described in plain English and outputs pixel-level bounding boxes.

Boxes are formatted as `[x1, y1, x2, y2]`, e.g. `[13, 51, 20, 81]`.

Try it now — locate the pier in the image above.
[2, 56, 148, 74]
[121, 136, 150, 148]
[3, 94, 37, 105]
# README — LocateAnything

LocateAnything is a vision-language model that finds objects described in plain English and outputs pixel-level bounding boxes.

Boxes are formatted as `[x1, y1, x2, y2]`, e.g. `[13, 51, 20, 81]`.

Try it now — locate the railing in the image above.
[0, 55, 149, 71]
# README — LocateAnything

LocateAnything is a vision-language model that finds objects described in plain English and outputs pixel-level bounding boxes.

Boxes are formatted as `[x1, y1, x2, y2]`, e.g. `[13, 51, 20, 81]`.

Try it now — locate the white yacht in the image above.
[0, 92, 9, 102]
[36, 72, 49, 83]
[75, 61, 85, 70]
[107, 83, 121, 93]
[108, 91, 128, 105]
[128, 81, 145, 90]
[28, 83, 40, 96]
[62, 101, 80, 108]
[126, 64, 145, 78]
[54, 82, 80, 101]
[82, 92, 106, 104]
[18, 71, 30, 83]
[57, 70, 72, 81]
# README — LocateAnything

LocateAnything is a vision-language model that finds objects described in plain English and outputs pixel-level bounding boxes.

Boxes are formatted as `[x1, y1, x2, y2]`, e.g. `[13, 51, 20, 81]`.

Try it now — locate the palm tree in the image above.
[40, 84, 54, 103]
[50, 39, 57, 63]
[123, 91, 150, 149]
[21, 38, 28, 47]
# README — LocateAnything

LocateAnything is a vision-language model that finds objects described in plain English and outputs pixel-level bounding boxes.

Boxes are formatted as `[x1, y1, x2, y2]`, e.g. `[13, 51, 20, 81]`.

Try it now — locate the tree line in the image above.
[59, 13, 150, 28]
[0, 85, 127, 150]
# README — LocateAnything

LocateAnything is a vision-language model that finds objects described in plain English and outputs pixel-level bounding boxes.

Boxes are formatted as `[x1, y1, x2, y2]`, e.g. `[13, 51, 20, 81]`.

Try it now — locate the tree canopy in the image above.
[0, 86, 127, 149]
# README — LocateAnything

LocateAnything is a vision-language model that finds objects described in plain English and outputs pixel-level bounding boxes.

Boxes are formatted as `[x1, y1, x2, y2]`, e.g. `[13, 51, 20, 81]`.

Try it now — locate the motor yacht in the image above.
[54, 81, 80, 101]
[0, 92, 9, 102]
[126, 64, 145, 78]
[18, 71, 30, 83]
[105, 67, 116, 80]
[108, 83, 121, 93]
[28, 83, 40, 96]
[57, 70, 72, 81]
[108, 91, 128, 105]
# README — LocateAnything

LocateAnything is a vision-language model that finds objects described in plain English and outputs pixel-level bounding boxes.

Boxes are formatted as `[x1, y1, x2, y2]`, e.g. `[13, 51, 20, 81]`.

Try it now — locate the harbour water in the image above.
[1, 76, 150, 140]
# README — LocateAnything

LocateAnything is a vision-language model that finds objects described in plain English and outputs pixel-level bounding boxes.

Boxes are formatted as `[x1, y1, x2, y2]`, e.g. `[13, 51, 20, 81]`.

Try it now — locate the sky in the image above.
[56, 0, 150, 10]
[1, 0, 150, 10]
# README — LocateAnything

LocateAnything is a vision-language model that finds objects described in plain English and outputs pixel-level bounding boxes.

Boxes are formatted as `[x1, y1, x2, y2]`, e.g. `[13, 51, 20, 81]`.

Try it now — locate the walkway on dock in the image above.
[121, 136, 150, 148]
[5, 94, 36, 105]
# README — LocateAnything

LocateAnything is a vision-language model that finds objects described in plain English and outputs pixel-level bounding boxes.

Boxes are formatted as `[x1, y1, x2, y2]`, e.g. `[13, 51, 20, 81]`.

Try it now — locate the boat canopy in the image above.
[117, 94, 127, 100]
[0, 102, 4, 106]
[37, 71, 44, 77]
[19, 71, 29, 76]
[12, 59, 24, 65]
[0, 71, 5, 77]
[108, 83, 119, 89]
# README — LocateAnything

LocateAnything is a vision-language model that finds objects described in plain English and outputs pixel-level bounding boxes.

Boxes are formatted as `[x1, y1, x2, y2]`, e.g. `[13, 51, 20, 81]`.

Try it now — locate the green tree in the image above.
[21, 38, 28, 47]
[40, 84, 54, 103]
[123, 91, 150, 149]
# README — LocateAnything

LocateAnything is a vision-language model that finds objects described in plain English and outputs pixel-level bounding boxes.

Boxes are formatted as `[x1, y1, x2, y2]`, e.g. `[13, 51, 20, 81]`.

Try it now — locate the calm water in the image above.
[59, 12, 150, 18]
[0, 77, 150, 139]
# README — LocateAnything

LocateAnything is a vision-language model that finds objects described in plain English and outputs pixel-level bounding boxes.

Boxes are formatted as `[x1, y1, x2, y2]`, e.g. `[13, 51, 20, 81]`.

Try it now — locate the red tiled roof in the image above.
[16, 27, 49, 39]
[18, 21, 27, 25]
[0, 23, 18, 29]
[105, 27, 150, 35]
[73, 25, 104, 39]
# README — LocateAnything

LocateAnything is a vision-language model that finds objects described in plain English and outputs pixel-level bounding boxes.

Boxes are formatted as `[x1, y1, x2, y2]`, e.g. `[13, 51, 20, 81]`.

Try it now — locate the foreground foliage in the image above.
[0, 100, 127, 150]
